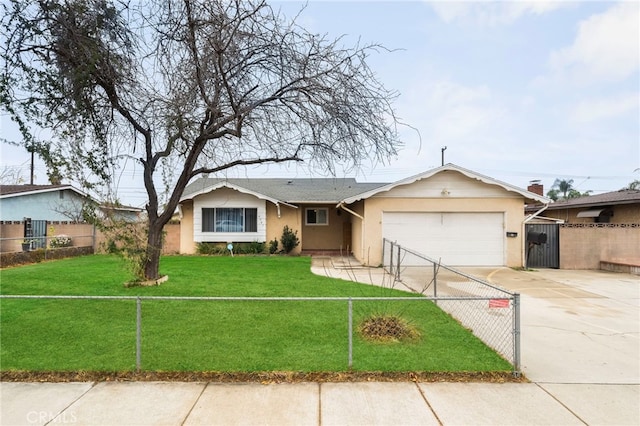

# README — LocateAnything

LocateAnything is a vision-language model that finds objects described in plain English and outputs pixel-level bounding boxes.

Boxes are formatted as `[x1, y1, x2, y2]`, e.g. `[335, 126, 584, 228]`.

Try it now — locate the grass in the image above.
[0, 255, 512, 373]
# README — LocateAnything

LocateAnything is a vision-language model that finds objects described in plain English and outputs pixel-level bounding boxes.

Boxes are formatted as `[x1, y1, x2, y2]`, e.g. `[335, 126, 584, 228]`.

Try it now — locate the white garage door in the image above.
[383, 212, 505, 266]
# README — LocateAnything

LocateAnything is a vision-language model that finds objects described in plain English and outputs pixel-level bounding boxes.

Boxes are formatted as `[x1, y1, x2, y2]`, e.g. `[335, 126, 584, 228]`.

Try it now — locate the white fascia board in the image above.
[0, 185, 91, 200]
[340, 163, 551, 205]
[180, 181, 294, 207]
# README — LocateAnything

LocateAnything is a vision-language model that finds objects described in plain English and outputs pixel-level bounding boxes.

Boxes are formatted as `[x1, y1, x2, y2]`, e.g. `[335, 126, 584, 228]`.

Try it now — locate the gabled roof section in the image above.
[543, 189, 640, 210]
[341, 163, 551, 204]
[180, 178, 386, 204]
[0, 184, 90, 199]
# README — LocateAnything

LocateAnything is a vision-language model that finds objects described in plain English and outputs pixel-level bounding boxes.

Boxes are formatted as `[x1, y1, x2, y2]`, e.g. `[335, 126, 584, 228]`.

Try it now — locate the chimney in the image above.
[527, 180, 543, 196]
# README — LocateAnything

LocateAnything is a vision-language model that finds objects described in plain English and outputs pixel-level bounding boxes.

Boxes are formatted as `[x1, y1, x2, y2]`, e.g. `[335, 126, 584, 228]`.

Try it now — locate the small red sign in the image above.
[489, 299, 510, 308]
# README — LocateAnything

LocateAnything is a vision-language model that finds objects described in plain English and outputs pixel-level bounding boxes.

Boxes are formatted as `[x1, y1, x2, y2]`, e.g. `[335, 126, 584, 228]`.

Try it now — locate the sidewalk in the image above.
[4, 380, 638, 425]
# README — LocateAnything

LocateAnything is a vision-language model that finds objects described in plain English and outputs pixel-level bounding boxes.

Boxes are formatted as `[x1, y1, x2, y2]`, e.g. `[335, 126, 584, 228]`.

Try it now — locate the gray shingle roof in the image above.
[544, 189, 640, 210]
[0, 184, 68, 196]
[181, 178, 386, 203]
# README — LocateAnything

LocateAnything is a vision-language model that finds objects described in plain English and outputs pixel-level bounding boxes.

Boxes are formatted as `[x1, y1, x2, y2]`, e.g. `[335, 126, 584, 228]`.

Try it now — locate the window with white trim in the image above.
[202, 208, 258, 232]
[305, 208, 328, 225]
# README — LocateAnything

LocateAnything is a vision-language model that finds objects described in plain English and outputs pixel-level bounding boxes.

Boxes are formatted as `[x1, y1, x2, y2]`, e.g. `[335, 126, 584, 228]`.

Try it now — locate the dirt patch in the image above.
[0, 370, 526, 384]
[359, 315, 420, 343]
[124, 275, 169, 287]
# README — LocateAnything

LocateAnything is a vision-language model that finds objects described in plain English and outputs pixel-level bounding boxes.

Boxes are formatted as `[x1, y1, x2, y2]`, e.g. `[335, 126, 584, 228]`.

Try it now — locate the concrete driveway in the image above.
[313, 258, 639, 384]
[310, 258, 640, 424]
[476, 267, 639, 384]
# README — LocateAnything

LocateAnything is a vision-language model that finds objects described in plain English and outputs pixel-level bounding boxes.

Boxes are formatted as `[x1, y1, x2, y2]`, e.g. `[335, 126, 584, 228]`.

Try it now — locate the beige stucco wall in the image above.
[265, 203, 302, 254]
[355, 196, 526, 267]
[179, 200, 196, 254]
[299, 205, 351, 251]
[343, 201, 366, 261]
[347, 170, 533, 267]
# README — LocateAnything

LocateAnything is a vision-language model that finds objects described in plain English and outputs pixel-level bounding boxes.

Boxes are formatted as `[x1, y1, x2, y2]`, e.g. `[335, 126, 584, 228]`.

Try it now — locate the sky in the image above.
[1, 0, 639, 207]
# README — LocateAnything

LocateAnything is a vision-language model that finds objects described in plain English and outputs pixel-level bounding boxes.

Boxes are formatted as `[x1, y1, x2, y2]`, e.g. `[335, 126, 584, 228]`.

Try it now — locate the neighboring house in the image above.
[0, 184, 92, 222]
[99, 203, 144, 223]
[179, 164, 548, 267]
[524, 189, 640, 272]
[0, 185, 143, 222]
[0, 184, 144, 253]
[527, 189, 640, 224]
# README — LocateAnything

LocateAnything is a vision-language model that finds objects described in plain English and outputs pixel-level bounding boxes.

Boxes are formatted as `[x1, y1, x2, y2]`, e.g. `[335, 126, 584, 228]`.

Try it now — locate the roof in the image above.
[340, 163, 550, 205]
[0, 184, 89, 199]
[541, 189, 640, 210]
[181, 164, 550, 205]
[181, 178, 385, 204]
[0, 185, 143, 212]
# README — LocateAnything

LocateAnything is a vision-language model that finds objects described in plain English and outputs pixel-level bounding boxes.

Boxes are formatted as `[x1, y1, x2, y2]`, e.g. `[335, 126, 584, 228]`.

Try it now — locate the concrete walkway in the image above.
[4, 380, 638, 425]
[2, 259, 638, 425]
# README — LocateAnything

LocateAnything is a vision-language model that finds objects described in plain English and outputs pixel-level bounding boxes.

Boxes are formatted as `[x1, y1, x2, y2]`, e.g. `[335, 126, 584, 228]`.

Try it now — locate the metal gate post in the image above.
[513, 293, 521, 377]
[389, 242, 394, 275]
[381, 239, 386, 271]
[348, 297, 353, 370]
[136, 297, 142, 372]
[433, 263, 438, 297]
[396, 245, 401, 281]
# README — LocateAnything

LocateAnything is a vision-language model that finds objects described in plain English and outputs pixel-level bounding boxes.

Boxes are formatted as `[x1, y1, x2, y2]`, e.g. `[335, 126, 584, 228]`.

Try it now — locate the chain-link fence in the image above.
[383, 238, 520, 375]
[0, 294, 518, 375]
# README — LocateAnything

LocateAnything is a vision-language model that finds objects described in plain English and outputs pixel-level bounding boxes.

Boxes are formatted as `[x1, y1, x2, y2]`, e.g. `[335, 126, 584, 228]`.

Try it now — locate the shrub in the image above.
[268, 238, 279, 254]
[197, 242, 227, 255]
[242, 241, 266, 254]
[280, 226, 299, 254]
[197, 242, 266, 255]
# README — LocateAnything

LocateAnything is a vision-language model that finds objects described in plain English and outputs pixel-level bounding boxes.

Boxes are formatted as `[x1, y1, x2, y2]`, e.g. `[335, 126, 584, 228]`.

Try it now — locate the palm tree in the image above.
[547, 178, 574, 201]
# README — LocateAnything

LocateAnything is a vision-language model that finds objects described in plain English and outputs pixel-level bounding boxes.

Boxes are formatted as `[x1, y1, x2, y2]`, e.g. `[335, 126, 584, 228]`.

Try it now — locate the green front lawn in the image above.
[0, 255, 511, 372]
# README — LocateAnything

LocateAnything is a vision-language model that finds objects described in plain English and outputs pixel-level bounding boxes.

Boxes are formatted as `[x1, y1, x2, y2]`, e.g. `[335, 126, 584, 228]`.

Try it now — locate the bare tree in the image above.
[0, 163, 27, 185]
[1, 0, 401, 280]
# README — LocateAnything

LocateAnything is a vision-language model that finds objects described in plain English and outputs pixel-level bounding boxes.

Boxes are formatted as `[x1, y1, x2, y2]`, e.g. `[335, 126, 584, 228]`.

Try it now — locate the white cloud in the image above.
[569, 92, 640, 123]
[428, 1, 568, 26]
[549, 2, 640, 83]
[390, 77, 511, 175]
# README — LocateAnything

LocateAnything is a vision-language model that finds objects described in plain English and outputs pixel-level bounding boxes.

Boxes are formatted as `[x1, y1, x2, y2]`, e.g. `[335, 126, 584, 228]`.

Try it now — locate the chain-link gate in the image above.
[383, 238, 521, 375]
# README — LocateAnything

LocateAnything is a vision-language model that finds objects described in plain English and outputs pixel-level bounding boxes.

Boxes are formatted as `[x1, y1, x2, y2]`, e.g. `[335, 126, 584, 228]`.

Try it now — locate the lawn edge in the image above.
[0, 370, 526, 383]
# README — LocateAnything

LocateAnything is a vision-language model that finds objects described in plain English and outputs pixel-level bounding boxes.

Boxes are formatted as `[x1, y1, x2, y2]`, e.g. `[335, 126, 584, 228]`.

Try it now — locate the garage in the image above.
[382, 212, 505, 266]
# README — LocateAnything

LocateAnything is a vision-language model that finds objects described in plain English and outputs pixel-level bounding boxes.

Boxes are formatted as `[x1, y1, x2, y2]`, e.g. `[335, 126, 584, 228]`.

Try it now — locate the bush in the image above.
[280, 226, 299, 254]
[197, 241, 266, 255]
[268, 238, 279, 254]
[197, 242, 227, 255]
[241, 241, 266, 254]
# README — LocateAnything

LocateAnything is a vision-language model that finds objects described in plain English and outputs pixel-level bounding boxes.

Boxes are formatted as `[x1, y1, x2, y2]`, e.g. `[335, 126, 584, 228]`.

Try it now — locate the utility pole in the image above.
[29, 146, 34, 185]
[441, 146, 447, 166]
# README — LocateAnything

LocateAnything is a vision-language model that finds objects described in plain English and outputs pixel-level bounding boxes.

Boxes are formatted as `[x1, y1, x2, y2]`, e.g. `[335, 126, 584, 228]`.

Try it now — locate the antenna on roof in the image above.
[441, 146, 447, 166]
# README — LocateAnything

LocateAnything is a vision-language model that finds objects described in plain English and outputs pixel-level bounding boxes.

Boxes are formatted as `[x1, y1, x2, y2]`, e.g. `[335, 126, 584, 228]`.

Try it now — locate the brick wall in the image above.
[560, 224, 640, 269]
[1, 221, 181, 254]
[162, 224, 180, 254]
[0, 222, 24, 253]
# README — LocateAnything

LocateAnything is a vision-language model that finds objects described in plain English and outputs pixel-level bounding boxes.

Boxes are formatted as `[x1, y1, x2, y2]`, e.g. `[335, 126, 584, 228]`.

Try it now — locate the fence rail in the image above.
[0, 292, 520, 376]
[382, 238, 520, 375]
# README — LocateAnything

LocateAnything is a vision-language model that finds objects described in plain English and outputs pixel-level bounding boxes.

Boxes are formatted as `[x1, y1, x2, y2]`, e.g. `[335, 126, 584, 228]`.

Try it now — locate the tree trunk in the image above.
[143, 219, 165, 280]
